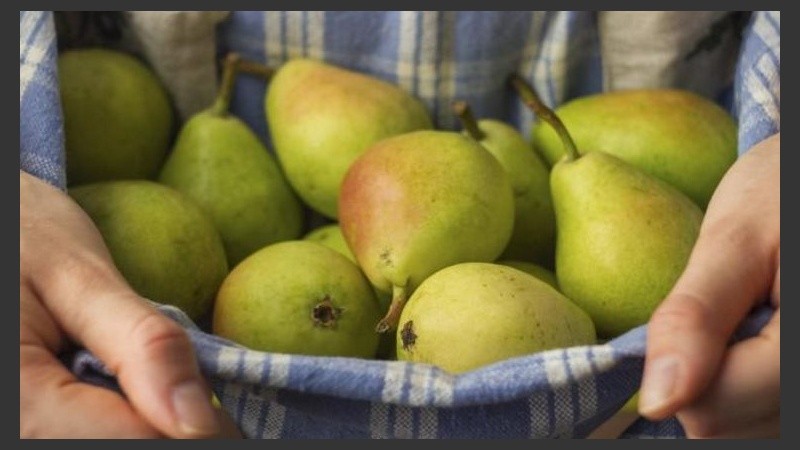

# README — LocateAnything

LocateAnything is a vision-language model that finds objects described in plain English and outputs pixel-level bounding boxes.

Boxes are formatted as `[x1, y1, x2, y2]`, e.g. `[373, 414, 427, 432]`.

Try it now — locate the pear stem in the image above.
[452, 101, 486, 141]
[237, 58, 275, 81]
[211, 53, 241, 116]
[211, 54, 275, 116]
[509, 74, 580, 161]
[375, 284, 408, 333]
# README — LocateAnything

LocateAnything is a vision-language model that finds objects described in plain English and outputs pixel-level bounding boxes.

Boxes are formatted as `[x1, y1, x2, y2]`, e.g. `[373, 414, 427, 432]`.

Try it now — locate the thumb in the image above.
[639, 222, 775, 420]
[32, 256, 226, 438]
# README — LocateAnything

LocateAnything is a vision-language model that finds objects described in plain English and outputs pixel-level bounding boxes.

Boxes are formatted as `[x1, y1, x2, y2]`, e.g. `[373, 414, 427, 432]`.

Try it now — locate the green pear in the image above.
[530, 89, 737, 208]
[339, 130, 515, 332]
[159, 54, 303, 267]
[396, 263, 596, 374]
[497, 260, 559, 290]
[303, 224, 356, 263]
[303, 223, 397, 359]
[213, 241, 382, 358]
[266, 58, 433, 218]
[58, 48, 174, 186]
[511, 76, 703, 338]
[69, 181, 228, 320]
[454, 101, 555, 266]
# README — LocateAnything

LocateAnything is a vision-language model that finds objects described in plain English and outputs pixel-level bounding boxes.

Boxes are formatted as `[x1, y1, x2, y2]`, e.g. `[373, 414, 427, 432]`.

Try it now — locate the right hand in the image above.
[20, 170, 238, 438]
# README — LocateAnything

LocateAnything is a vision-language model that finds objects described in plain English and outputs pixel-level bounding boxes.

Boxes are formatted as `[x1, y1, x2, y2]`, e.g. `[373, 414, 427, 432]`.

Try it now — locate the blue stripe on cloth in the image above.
[19, 11, 65, 188]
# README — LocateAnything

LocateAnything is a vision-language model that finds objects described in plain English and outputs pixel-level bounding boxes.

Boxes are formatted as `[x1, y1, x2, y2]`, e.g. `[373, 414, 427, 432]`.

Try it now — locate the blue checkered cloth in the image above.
[21, 11, 780, 439]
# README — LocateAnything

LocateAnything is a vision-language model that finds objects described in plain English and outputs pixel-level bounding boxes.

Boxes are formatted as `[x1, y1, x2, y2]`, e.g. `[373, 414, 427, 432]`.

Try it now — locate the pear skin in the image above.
[396, 263, 596, 374]
[213, 241, 381, 358]
[466, 118, 555, 266]
[303, 224, 356, 263]
[552, 152, 703, 338]
[532, 89, 737, 208]
[59, 49, 174, 186]
[159, 111, 303, 267]
[69, 181, 228, 320]
[339, 130, 515, 331]
[498, 260, 559, 290]
[266, 58, 433, 218]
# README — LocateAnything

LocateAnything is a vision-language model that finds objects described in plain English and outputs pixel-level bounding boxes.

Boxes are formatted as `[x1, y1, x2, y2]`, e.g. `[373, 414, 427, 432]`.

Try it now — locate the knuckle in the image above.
[129, 312, 191, 360]
[649, 292, 716, 337]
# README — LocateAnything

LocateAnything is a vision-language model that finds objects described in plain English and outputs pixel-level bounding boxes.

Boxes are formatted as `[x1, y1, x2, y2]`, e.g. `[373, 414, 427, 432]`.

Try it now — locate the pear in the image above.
[511, 76, 703, 338]
[529, 89, 737, 209]
[58, 48, 174, 186]
[303, 224, 356, 263]
[396, 263, 596, 374]
[213, 241, 382, 358]
[69, 181, 228, 320]
[339, 130, 515, 332]
[302, 223, 397, 359]
[497, 260, 559, 290]
[454, 101, 555, 266]
[266, 58, 433, 218]
[159, 54, 303, 267]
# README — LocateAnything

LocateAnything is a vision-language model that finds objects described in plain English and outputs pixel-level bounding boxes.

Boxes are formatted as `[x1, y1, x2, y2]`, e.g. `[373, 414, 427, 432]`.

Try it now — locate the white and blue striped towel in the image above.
[21, 11, 779, 438]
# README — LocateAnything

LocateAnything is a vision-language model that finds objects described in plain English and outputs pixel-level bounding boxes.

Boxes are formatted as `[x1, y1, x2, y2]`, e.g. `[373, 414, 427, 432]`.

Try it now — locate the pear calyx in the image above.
[311, 296, 342, 328]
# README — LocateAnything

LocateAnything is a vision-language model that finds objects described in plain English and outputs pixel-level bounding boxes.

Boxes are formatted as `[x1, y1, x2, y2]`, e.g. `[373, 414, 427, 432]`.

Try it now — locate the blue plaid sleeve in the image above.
[735, 11, 780, 153]
[20, 11, 65, 189]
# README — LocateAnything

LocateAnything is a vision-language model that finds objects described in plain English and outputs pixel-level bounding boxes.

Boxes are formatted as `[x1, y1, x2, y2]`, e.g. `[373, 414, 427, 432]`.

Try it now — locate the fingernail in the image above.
[639, 356, 679, 416]
[172, 380, 221, 437]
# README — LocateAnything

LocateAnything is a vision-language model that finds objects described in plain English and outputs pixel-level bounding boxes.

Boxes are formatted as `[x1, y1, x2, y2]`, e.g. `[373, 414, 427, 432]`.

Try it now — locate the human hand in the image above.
[20, 171, 238, 438]
[640, 134, 780, 438]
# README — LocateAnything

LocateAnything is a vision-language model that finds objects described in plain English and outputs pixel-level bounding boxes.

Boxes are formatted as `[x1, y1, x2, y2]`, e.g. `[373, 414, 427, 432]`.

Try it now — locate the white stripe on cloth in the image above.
[394, 406, 414, 438]
[417, 11, 439, 106]
[306, 11, 325, 60]
[19, 12, 53, 103]
[286, 11, 304, 58]
[267, 354, 291, 387]
[396, 11, 418, 93]
[528, 390, 550, 438]
[418, 408, 438, 439]
[566, 347, 598, 424]
[544, 350, 572, 438]
[264, 11, 283, 65]
[754, 12, 780, 60]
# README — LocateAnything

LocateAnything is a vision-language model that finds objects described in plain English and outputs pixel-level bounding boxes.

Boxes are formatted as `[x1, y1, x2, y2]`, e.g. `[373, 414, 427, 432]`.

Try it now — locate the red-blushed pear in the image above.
[511, 75, 703, 338]
[266, 58, 433, 219]
[339, 130, 515, 333]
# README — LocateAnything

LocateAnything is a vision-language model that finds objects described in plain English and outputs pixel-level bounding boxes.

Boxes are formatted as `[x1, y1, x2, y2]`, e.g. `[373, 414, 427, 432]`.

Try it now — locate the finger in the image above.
[20, 343, 162, 438]
[30, 258, 223, 438]
[640, 211, 778, 419]
[676, 310, 779, 438]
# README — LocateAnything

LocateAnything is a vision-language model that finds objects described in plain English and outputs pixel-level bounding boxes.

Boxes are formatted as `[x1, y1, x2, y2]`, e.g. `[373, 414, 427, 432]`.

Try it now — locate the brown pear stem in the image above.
[237, 59, 275, 81]
[211, 54, 275, 116]
[375, 285, 408, 333]
[509, 74, 580, 161]
[453, 101, 486, 141]
[211, 53, 241, 116]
